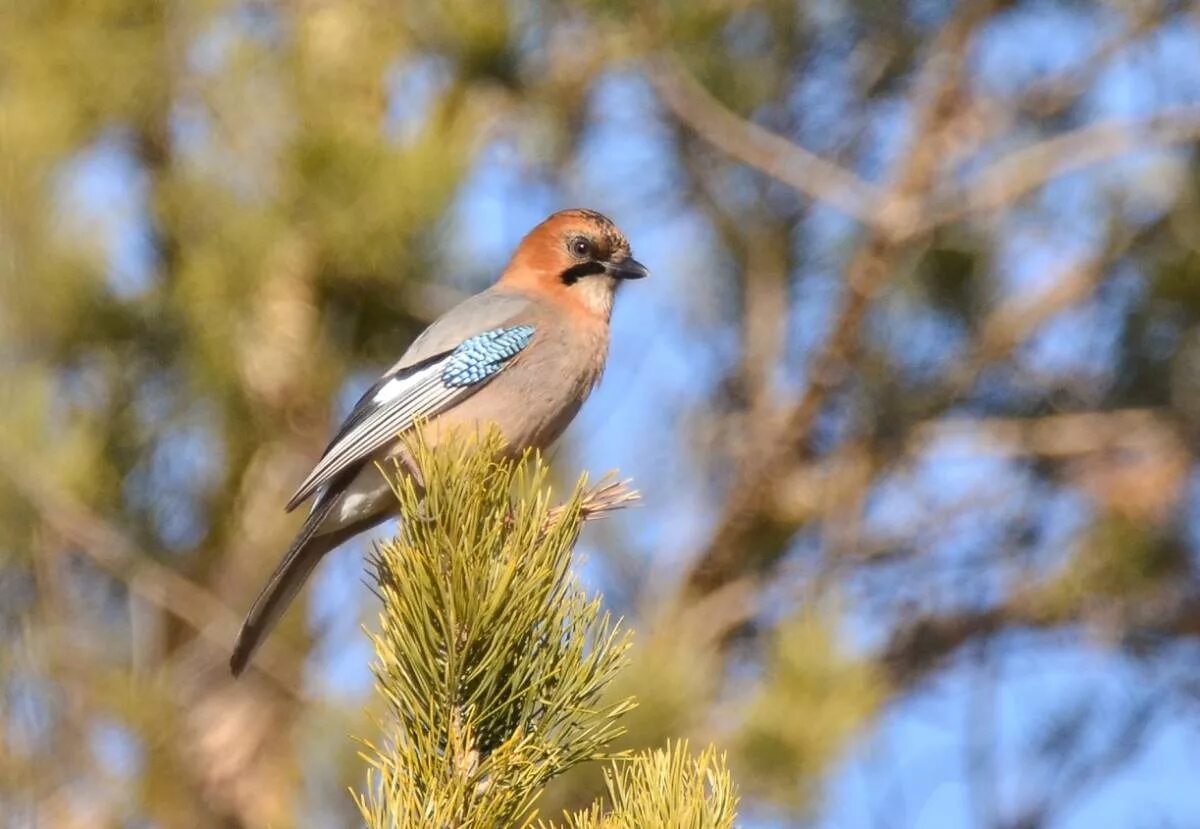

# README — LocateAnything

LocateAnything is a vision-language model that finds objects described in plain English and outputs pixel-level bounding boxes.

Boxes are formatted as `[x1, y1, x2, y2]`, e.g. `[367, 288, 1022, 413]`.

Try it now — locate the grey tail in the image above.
[230, 496, 339, 677]
[232, 491, 401, 677]
[231, 489, 394, 676]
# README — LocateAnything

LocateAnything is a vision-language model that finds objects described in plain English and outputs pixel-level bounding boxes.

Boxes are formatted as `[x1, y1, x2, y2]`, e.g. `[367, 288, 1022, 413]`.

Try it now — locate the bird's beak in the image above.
[607, 256, 649, 280]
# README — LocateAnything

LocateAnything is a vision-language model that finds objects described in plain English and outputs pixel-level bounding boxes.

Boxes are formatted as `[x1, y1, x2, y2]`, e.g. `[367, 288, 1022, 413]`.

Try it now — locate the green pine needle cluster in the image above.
[355, 430, 636, 827]
[354, 431, 738, 827]
[551, 742, 739, 829]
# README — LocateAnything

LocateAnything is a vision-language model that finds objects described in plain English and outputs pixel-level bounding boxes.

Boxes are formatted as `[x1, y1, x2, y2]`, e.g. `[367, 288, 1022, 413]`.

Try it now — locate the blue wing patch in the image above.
[441, 325, 536, 388]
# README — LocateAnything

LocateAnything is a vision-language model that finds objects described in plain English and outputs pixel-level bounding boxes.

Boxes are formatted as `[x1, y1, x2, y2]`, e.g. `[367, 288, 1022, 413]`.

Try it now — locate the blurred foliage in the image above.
[733, 612, 886, 813]
[1030, 514, 1191, 620]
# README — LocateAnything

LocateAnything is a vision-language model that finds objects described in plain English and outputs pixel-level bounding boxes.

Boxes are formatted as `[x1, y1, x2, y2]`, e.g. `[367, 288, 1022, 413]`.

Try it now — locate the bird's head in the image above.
[499, 209, 648, 321]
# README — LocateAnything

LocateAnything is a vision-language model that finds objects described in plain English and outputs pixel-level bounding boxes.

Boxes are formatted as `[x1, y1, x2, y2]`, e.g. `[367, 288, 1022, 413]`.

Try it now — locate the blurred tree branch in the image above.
[650, 0, 1200, 615]
[908, 408, 1181, 460]
[677, 0, 1008, 600]
[925, 107, 1200, 231]
[646, 55, 879, 226]
[0, 445, 303, 693]
[883, 585, 1200, 688]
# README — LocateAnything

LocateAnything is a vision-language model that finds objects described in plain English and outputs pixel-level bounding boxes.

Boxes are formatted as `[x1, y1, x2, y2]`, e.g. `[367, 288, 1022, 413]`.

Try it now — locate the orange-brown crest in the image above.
[497, 209, 645, 322]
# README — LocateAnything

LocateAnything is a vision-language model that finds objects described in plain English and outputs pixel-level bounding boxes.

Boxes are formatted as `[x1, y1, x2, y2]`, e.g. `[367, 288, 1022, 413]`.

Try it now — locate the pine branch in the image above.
[355, 431, 638, 828]
[548, 742, 739, 829]
[354, 431, 739, 827]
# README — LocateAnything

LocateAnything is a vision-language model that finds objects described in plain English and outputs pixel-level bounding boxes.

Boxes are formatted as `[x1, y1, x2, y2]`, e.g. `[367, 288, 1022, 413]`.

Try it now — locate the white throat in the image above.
[573, 275, 618, 321]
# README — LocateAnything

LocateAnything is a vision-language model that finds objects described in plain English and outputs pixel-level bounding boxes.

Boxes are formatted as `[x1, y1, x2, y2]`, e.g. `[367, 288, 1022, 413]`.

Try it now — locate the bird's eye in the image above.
[570, 238, 591, 258]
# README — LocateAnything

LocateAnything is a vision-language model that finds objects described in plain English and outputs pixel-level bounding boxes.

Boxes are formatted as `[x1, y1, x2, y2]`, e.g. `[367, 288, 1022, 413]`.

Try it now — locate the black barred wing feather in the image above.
[284, 325, 536, 511]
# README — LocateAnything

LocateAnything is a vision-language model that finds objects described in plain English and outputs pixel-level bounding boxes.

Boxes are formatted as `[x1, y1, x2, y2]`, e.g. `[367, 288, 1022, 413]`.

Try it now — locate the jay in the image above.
[230, 209, 647, 675]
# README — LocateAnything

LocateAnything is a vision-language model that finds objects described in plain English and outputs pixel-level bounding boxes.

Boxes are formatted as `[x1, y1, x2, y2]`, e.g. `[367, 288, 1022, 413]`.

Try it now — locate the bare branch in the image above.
[645, 55, 880, 225]
[909, 408, 1179, 459]
[883, 587, 1200, 688]
[681, 0, 1008, 598]
[0, 448, 303, 694]
[925, 107, 1200, 230]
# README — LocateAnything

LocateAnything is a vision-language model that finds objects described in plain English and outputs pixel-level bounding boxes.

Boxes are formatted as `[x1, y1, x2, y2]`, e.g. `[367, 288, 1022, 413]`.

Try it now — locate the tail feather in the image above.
[233, 508, 397, 678]
[232, 478, 395, 676]
[230, 497, 339, 677]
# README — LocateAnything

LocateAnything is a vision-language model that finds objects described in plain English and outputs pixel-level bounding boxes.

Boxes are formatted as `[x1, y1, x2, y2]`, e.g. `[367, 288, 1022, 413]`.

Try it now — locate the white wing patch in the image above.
[372, 372, 422, 404]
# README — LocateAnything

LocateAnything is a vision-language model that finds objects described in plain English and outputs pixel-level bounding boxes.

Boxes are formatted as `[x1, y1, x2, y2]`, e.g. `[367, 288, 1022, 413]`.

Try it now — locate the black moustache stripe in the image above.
[560, 261, 605, 285]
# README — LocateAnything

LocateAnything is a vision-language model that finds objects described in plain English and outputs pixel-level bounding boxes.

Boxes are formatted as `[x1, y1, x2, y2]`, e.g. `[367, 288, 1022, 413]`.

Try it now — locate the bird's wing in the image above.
[284, 323, 536, 511]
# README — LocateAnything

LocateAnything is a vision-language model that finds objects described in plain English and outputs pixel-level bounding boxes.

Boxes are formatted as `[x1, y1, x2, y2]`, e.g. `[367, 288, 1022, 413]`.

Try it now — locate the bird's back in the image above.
[394, 287, 540, 370]
[388, 285, 609, 454]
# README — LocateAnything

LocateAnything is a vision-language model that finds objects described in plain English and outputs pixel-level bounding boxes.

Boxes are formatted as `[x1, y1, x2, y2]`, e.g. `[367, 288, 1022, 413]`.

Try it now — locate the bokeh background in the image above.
[4, 1, 1200, 826]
